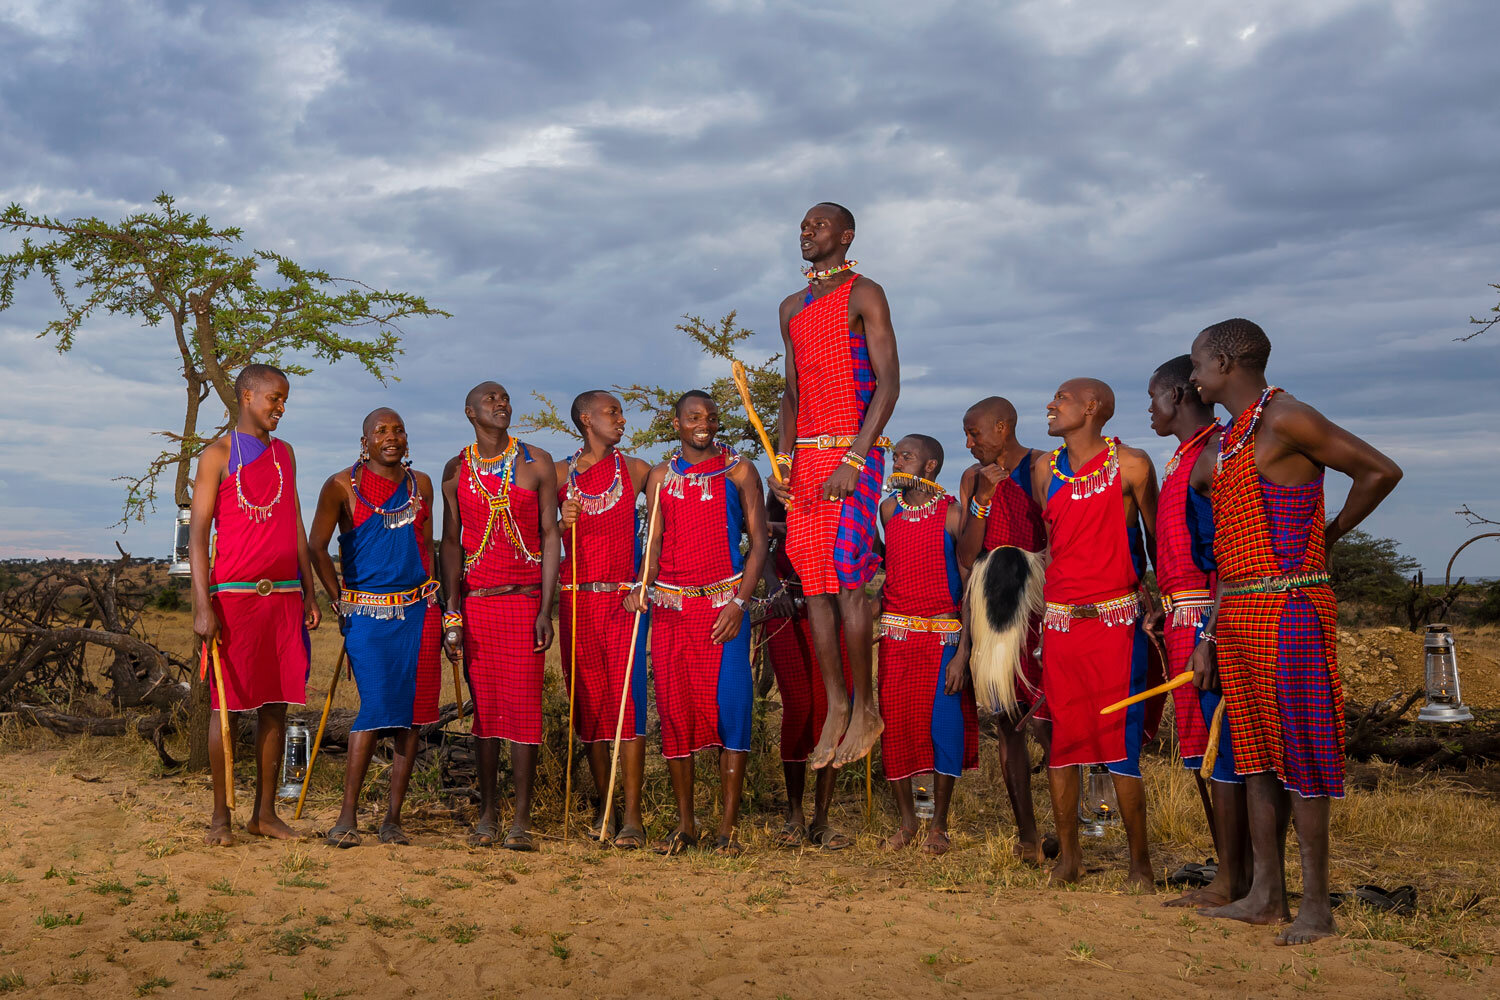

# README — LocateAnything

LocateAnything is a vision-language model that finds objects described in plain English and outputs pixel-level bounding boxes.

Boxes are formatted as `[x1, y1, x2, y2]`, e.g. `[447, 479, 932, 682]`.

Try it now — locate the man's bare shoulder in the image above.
[321, 468, 352, 492]
[1260, 390, 1321, 433]
[1117, 442, 1156, 482]
[879, 495, 896, 524]
[525, 443, 555, 469]
[729, 453, 762, 488]
[412, 469, 434, 493]
[440, 454, 464, 481]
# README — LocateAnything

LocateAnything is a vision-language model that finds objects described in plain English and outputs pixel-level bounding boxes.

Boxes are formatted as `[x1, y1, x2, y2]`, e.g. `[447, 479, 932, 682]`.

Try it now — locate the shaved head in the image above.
[1063, 378, 1115, 423]
[965, 396, 1018, 428]
[362, 407, 402, 437]
[465, 381, 503, 410]
[234, 362, 287, 399]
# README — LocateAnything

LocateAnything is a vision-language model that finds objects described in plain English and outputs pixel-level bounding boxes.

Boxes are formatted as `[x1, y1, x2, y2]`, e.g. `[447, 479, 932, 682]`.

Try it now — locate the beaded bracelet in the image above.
[774, 452, 792, 469]
[443, 612, 464, 628]
[841, 448, 864, 471]
[968, 498, 992, 519]
[1199, 632, 1217, 645]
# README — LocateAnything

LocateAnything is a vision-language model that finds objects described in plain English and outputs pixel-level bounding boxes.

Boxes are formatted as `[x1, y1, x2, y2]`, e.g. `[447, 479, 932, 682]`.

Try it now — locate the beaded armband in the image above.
[968, 498, 992, 519]
[442, 612, 464, 628]
[773, 452, 792, 470]
[840, 448, 864, 471]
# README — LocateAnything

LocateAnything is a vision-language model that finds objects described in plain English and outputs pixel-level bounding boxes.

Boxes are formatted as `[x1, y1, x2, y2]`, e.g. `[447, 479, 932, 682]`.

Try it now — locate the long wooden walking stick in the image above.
[295, 643, 347, 820]
[1198, 698, 1228, 780]
[1099, 670, 1194, 715]
[731, 360, 784, 483]
[599, 482, 664, 843]
[204, 641, 235, 810]
[563, 521, 580, 840]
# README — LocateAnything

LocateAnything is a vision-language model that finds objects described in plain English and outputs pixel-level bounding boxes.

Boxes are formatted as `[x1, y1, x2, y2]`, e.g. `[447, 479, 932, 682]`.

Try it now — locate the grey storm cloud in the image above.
[0, 0, 1497, 574]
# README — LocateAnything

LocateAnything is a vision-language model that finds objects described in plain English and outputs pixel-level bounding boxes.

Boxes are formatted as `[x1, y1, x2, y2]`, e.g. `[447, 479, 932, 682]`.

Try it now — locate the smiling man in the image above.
[1030, 377, 1160, 888]
[189, 363, 321, 847]
[771, 202, 900, 771]
[440, 381, 561, 851]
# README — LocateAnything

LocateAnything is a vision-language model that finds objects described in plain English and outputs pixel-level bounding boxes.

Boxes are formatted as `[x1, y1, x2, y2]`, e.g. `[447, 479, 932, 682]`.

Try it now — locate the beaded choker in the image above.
[802, 260, 857, 281]
[1217, 386, 1280, 473]
[664, 446, 740, 501]
[1163, 421, 1221, 480]
[232, 434, 283, 523]
[463, 439, 541, 567]
[567, 449, 625, 515]
[1049, 438, 1119, 501]
[350, 462, 420, 530]
[892, 489, 946, 521]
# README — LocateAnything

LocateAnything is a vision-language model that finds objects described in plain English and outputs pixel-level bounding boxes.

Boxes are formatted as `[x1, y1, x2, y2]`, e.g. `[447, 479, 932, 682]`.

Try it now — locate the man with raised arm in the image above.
[955, 395, 1050, 864]
[440, 382, 561, 851]
[553, 390, 653, 849]
[189, 363, 320, 846]
[1189, 319, 1401, 944]
[771, 202, 899, 770]
[626, 391, 768, 856]
[1030, 378, 1160, 889]
[308, 408, 441, 848]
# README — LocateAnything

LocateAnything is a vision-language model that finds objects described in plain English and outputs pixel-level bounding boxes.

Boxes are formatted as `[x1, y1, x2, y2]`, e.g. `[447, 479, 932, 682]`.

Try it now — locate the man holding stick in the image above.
[626, 391, 768, 856]
[553, 390, 652, 849]
[441, 382, 561, 851]
[308, 408, 441, 848]
[189, 363, 320, 846]
[772, 202, 899, 770]
[1189, 319, 1401, 944]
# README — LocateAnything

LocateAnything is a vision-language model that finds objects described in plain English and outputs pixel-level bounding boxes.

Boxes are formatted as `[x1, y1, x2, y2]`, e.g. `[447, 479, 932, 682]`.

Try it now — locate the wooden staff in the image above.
[730, 360, 783, 483]
[563, 521, 580, 840]
[205, 641, 235, 810]
[1099, 670, 1194, 715]
[599, 482, 663, 842]
[451, 644, 465, 729]
[865, 756, 873, 818]
[1198, 698, 1228, 780]
[295, 643, 347, 820]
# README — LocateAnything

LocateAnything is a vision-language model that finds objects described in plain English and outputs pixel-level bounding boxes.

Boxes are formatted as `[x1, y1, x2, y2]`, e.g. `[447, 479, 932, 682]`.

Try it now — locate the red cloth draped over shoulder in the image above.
[1157, 427, 1218, 758]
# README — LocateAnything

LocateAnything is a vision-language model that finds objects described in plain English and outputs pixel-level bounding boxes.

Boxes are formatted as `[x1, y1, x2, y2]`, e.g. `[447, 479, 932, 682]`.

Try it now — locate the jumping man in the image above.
[189, 363, 320, 846]
[772, 202, 899, 770]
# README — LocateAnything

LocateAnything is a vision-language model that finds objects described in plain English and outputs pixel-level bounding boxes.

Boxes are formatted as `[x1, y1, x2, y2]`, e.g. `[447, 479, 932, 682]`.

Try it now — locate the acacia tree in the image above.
[1463, 281, 1499, 341]
[0, 193, 448, 770]
[0, 193, 449, 520]
[518, 311, 783, 458]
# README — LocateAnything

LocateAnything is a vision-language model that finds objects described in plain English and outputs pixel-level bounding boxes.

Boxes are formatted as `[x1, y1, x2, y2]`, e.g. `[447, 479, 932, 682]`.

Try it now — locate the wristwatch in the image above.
[731, 596, 747, 610]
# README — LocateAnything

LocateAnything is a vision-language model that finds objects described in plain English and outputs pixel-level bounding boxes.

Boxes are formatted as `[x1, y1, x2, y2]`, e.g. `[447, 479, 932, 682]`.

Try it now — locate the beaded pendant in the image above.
[351, 462, 420, 530]
[802, 259, 858, 281]
[233, 434, 284, 523]
[1217, 386, 1280, 473]
[1050, 438, 1120, 501]
[664, 446, 739, 501]
[891, 488, 945, 521]
[567, 450, 624, 515]
[1163, 422, 1221, 480]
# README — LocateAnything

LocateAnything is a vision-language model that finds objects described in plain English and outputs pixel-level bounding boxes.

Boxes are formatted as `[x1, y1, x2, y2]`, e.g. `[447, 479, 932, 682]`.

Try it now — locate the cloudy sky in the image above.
[1, 0, 1496, 574]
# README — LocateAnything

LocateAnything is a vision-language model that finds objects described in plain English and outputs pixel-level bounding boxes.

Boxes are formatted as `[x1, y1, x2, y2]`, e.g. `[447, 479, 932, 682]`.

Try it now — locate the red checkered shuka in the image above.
[459, 445, 544, 742]
[652, 449, 741, 757]
[981, 464, 1046, 703]
[1213, 391, 1343, 797]
[786, 276, 882, 595]
[764, 610, 854, 763]
[350, 468, 439, 724]
[209, 438, 309, 712]
[882, 495, 959, 618]
[559, 452, 642, 742]
[1157, 428, 1218, 758]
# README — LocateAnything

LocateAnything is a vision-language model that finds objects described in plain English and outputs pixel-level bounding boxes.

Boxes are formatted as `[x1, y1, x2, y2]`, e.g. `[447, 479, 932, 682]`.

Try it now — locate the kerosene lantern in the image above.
[1417, 624, 1472, 723]
[278, 723, 311, 799]
[167, 506, 192, 577]
[1078, 764, 1120, 837]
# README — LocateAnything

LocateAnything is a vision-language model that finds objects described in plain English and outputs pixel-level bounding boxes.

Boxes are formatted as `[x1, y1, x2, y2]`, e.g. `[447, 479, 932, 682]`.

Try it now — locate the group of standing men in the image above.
[187, 202, 1402, 945]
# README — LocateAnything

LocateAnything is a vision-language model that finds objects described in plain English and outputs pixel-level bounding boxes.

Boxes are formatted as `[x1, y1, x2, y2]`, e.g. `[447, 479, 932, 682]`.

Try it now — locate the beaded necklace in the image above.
[802, 259, 858, 281]
[1049, 437, 1119, 501]
[1217, 386, 1280, 474]
[232, 433, 284, 523]
[664, 445, 739, 501]
[463, 439, 541, 567]
[350, 461, 420, 530]
[566, 449, 624, 515]
[1163, 421, 1221, 480]
[892, 486, 946, 521]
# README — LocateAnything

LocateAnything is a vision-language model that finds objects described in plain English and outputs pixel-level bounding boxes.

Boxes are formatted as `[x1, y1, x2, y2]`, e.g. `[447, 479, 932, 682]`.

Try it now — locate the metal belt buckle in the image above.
[816, 434, 837, 449]
[1265, 576, 1291, 593]
[254, 578, 274, 597]
[1073, 604, 1100, 619]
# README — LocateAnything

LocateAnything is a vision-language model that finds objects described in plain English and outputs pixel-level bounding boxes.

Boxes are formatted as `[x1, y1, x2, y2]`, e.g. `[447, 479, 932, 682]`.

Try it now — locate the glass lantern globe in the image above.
[1078, 764, 1120, 837]
[167, 506, 192, 577]
[277, 723, 311, 799]
[1418, 624, 1472, 723]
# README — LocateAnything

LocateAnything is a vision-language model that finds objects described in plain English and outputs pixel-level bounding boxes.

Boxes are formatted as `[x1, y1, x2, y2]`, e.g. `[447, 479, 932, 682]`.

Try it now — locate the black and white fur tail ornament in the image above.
[964, 546, 1046, 717]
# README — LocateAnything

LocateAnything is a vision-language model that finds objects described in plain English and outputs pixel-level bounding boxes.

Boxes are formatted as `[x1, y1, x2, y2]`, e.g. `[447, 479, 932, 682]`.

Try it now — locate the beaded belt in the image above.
[464, 583, 542, 599]
[560, 581, 633, 594]
[1221, 572, 1330, 597]
[340, 579, 440, 620]
[210, 578, 300, 597]
[879, 612, 963, 645]
[1043, 592, 1140, 632]
[1162, 588, 1214, 628]
[794, 435, 893, 450]
[649, 573, 744, 611]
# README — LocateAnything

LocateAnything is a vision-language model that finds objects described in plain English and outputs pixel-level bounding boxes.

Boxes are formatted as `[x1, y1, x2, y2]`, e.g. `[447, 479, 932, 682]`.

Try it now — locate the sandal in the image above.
[612, 825, 647, 851]
[377, 822, 411, 846]
[1167, 860, 1217, 889]
[653, 830, 699, 856]
[712, 835, 744, 858]
[807, 824, 854, 851]
[323, 824, 361, 849]
[1331, 884, 1416, 916]
[770, 820, 807, 849]
[922, 829, 951, 856]
[467, 820, 499, 848]
[883, 827, 918, 851]
[587, 812, 618, 842]
[502, 827, 538, 852]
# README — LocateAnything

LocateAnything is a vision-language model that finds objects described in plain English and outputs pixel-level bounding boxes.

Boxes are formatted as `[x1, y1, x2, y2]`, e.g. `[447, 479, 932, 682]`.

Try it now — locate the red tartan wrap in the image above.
[209, 437, 309, 712]
[1157, 427, 1219, 759]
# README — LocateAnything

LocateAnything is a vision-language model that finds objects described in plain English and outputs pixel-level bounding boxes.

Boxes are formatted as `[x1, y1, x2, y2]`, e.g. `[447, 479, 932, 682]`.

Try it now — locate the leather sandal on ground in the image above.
[502, 827, 538, 852]
[467, 820, 499, 848]
[323, 824, 361, 849]
[808, 824, 853, 851]
[587, 812, 618, 842]
[1331, 884, 1416, 916]
[612, 825, 647, 851]
[770, 820, 807, 849]
[711, 835, 744, 858]
[653, 830, 699, 856]
[922, 829, 951, 856]
[377, 822, 411, 845]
